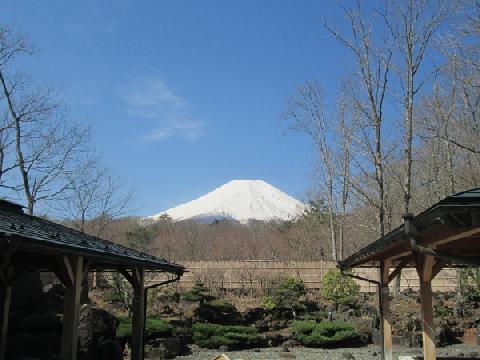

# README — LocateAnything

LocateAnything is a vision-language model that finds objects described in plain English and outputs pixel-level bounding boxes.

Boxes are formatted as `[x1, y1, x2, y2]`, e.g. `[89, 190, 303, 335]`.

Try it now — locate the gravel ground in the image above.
[171, 344, 480, 360]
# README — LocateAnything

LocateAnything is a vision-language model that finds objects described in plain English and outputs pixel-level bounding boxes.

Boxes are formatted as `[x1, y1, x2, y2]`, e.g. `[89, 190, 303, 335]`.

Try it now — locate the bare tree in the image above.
[324, 1, 392, 240]
[62, 160, 133, 237]
[0, 26, 90, 214]
[382, 0, 452, 214]
[281, 81, 338, 260]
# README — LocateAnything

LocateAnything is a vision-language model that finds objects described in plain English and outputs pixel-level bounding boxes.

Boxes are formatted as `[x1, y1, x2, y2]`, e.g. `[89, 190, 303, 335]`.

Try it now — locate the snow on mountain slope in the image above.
[150, 180, 306, 223]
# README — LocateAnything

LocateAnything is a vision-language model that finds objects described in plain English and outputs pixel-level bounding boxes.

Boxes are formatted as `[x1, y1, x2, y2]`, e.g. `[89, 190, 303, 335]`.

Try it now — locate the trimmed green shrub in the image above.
[181, 282, 211, 303]
[292, 319, 317, 335]
[273, 276, 307, 308]
[321, 270, 360, 309]
[261, 277, 307, 318]
[293, 320, 364, 348]
[192, 322, 263, 349]
[117, 316, 173, 338]
[206, 299, 236, 312]
[157, 286, 181, 302]
[196, 299, 242, 325]
[336, 295, 359, 309]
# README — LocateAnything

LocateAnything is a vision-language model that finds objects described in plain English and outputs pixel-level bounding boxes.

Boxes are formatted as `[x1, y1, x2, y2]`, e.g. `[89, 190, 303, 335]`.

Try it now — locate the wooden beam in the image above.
[422, 249, 436, 282]
[387, 257, 410, 284]
[82, 260, 92, 282]
[60, 256, 84, 360]
[416, 255, 436, 360]
[130, 266, 145, 360]
[380, 226, 480, 264]
[379, 259, 393, 360]
[431, 259, 448, 280]
[54, 256, 75, 287]
[118, 267, 136, 287]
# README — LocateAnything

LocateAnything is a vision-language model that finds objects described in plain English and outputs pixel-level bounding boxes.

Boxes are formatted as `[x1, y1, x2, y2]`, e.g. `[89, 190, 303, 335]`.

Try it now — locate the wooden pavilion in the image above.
[338, 188, 480, 360]
[0, 199, 185, 360]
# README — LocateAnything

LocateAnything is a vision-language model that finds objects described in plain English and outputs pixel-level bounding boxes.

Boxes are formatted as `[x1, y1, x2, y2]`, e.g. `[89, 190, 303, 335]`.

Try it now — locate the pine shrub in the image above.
[293, 320, 364, 348]
[192, 322, 263, 349]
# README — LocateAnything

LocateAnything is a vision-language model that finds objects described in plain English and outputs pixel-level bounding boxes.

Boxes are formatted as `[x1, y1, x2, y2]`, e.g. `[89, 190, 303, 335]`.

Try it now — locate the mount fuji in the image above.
[150, 180, 306, 223]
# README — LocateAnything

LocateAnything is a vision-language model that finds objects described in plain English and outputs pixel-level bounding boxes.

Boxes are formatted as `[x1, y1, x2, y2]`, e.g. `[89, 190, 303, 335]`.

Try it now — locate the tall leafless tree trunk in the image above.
[383, 0, 451, 214]
[325, 1, 392, 239]
[281, 81, 338, 260]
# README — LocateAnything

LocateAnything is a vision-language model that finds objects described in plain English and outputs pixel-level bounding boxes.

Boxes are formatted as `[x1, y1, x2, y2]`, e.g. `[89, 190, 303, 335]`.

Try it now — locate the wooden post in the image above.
[0, 284, 12, 360]
[379, 259, 393, 360]
[417, 254, 436, 360]
[0, 264, 29, 360]
[131, 267, 145, 360]
[60, 256, 84, 360]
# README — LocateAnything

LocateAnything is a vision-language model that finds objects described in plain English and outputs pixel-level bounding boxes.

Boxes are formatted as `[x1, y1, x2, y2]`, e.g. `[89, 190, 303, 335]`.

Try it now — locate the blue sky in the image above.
[1, 0, 353, 215]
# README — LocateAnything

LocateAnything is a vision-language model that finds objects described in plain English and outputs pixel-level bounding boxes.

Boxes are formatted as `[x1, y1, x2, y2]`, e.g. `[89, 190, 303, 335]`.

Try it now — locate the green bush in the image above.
[292, 319, 317, 335]
[157, 286, 181, 302]
[336, 295, 359, 308]
[293, 320, 364, 348]
[196, 299, 242, 325]
[117, 316, 173, 338]
[273, 277, 307, 308]
[434, 305, 452, 317]
[260, 296, 276, 310]
[181, 282, 211, 303]
[206, 299, 236, 312]
[321, 270, 360, 309]
[261, 276, 306, 317]
[192, 322, 263, 349]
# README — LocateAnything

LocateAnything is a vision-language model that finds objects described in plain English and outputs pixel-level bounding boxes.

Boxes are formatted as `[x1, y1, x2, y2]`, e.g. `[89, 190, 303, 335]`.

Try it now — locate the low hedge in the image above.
[293, 320, 364, 348]
[117, 316, 173, 338]
[192, 322, 264, 349]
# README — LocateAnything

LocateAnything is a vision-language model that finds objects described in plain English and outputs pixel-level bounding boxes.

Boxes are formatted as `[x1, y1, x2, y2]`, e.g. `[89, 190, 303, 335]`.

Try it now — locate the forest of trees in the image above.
[281, 0, 480, 261]
[1, 0, 479, 265]
[115, 0, 480, 264]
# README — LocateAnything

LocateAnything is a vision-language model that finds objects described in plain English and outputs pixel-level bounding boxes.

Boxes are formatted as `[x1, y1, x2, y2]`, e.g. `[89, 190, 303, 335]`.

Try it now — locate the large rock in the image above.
[148, 337, 190, 359]
[351, 317, 375, 342]
[78, 304, 120, 359]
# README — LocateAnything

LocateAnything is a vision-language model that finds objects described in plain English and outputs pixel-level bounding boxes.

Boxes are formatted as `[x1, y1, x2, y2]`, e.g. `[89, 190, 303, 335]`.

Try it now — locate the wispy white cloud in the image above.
[146, 119, 206, 142]
[118, 76, 206, 142]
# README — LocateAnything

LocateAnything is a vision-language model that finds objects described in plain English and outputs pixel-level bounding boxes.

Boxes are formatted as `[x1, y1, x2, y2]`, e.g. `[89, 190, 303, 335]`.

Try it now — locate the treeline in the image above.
[94, 0, 480, 263]
[92, 201, 366, 262]
[280, 0, 480, 261]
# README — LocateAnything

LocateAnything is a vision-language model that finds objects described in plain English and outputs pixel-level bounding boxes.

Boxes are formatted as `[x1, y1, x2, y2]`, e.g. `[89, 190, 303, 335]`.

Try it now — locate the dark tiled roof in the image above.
[0, 200, 184, 274]
[338, 188, 480, 270]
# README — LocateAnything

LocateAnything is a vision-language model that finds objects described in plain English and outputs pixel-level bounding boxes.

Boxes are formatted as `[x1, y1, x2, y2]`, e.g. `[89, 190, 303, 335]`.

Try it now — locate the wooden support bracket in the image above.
[118, 267, 136, 287]
[54, 256, 75, 287]
[431, 259, 448, 281]
[387, 257, 409, 284]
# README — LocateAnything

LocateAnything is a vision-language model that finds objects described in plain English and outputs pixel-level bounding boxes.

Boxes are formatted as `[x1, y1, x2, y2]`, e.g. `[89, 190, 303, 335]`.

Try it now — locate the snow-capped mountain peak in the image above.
[150, 179, 305, 223]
